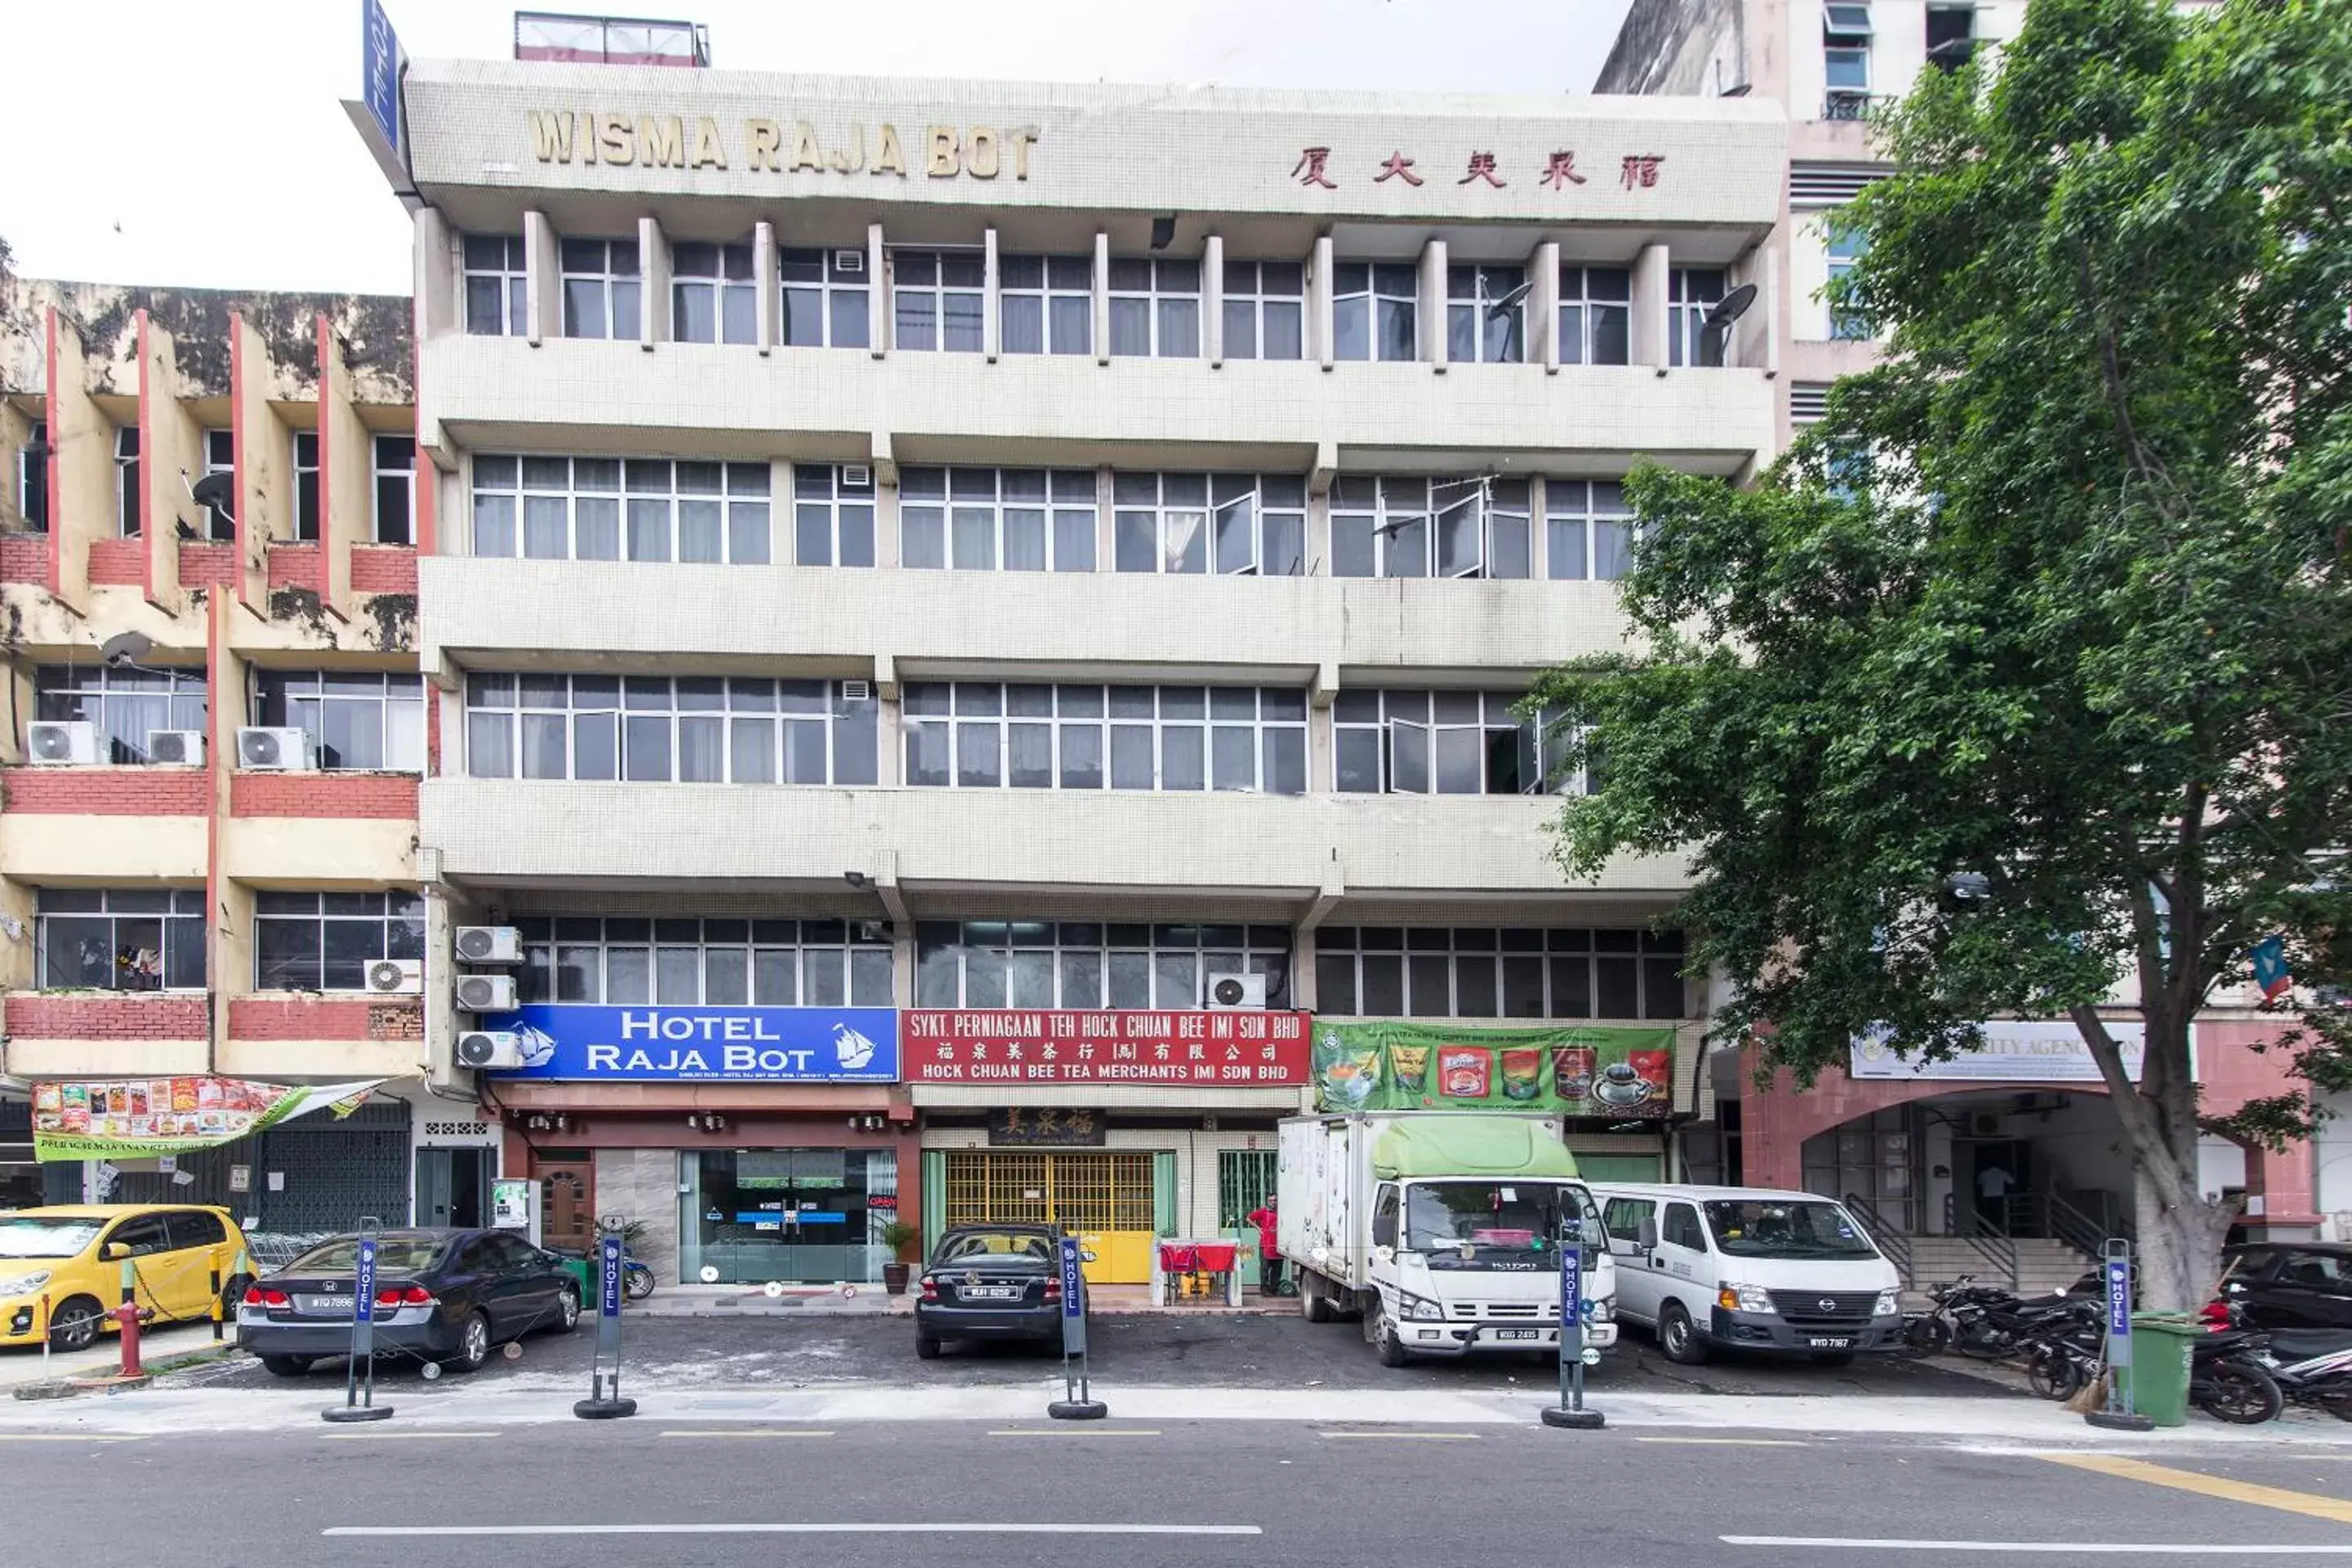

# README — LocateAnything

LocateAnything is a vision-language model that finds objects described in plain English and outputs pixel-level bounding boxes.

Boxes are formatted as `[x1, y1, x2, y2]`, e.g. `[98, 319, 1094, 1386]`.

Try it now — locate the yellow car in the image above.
[0, 1205, 254, 1352]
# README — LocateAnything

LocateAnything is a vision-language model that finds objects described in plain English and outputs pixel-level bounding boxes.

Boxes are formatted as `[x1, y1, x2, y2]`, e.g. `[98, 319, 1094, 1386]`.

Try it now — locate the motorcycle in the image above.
[2254, 1325, 2352, 1419]
[2188, 1322, 2285, 1424]
[1953, 1285, 2085, 1361]
[2016, 1298, 2105, 1400]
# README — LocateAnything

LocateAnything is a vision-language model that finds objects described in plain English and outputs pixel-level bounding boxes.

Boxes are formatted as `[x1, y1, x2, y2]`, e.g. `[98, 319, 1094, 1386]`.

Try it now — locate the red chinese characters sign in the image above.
[902, 1010, 1312, 1086]
[1292, 145, 1661, 194]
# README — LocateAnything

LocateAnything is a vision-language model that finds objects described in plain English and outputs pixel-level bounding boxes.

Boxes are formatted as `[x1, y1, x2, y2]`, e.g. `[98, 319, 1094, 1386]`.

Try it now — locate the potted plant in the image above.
[880, 1220, 922, 1295]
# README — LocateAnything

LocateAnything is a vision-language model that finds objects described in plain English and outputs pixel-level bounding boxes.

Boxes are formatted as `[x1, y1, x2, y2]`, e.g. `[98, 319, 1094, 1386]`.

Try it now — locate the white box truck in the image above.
[1278, 1112, 1619, 1367]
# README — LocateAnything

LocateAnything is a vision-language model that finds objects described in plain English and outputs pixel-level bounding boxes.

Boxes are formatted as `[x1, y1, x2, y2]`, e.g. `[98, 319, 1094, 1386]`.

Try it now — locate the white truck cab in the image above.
[1281, 1114, 1619, 1367]
[1591, 1183, 1903, 1365]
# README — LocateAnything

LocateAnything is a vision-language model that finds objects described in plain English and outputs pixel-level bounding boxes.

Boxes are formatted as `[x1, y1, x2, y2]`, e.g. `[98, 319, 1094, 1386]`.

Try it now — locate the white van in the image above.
[1589, 1183, 1903, 1365]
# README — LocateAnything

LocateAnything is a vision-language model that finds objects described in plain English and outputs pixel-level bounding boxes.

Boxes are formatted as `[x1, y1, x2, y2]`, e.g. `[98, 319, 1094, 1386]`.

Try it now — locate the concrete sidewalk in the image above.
[0, 1321, 238, 1390]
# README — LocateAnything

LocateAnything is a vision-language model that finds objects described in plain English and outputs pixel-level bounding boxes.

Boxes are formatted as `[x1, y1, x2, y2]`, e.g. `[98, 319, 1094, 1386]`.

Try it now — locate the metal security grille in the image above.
[942, 1152, 1154, 1232]
[1218, 1149, 1279, 1229]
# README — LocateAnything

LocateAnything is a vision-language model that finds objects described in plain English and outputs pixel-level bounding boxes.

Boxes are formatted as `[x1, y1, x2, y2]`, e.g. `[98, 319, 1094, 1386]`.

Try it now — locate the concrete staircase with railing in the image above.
[1897, 1235, 2099, 1307]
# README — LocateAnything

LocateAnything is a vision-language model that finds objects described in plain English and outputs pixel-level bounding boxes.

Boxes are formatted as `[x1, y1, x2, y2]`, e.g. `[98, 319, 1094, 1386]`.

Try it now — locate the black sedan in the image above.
[238, 1227, 579, 1376]
[914, 1224, 1078, 1359]
[2222, 1241, 2352, 1331]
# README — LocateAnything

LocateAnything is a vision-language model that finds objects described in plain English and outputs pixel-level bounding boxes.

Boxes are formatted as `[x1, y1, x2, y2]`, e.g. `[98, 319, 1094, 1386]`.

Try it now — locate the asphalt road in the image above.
[159, 1308, 2025, 1398]
[2, 1417, 2344, 1566]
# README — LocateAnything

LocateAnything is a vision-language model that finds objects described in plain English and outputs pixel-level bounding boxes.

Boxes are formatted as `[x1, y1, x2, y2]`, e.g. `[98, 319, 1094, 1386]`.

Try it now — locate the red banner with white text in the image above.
[901, 1009, 1311, 1086]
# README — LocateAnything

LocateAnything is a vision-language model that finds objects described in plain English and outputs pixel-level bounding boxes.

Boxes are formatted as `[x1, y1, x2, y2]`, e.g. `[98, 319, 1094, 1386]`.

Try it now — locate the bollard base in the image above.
[322, 1404, 394, 1423]
[574, 1396, 639, 1419]
[11, 1380, 80, 1402]
[2084, 1410, 2155, 1432]
[1048, 1399, 1109, 1420]
[1541, 1405, 1606, 1430]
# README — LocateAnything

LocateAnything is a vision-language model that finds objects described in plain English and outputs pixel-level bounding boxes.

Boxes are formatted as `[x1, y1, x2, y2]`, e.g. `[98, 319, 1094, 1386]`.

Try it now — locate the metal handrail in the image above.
[1958, 1215, 2018, 1290]
[1842, 1192, 1915, 1285]
[2045, 1191, 2111, 1260]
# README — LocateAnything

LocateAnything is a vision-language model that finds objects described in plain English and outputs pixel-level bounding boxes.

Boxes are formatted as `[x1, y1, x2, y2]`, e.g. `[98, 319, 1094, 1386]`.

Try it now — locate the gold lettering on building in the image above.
[828, 124, 866, 173]
[527, 109, 574, 162]
[598, 112, 635, 165]
[874, 123, 906, 177]
[790, 121, 825, 172]
[689, 115, 727, 169]
[1010, 127, 1037, 181]
[926, 125, 960, 177]
[638, 114, 685, 168]
[965, 126, 999, 178]
[746, 118, 781, 171]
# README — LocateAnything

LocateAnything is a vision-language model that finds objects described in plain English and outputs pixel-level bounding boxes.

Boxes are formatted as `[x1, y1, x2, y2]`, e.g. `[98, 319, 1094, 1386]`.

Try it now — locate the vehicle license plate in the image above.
[1494, 1328, 1541, 1342]
[298, 1295, 353, 1316]
[1808, 1337, 1851, 1349]
[963, 1286, 1019, 1300]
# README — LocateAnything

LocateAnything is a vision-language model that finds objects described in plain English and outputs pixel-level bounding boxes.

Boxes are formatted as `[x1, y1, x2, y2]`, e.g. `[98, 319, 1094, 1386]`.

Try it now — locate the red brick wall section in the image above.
[87, 537, 144, 586]
[5, 994, 209, 1040]
[228, 996, 425, 1041]
[266, 543, 323, 592]
[229, 771, 418, 818]
[0, 534, 49, 585]
[2, 766, 211, 814]
[350, 546, 418, 595]
[177, 542, 239, 588]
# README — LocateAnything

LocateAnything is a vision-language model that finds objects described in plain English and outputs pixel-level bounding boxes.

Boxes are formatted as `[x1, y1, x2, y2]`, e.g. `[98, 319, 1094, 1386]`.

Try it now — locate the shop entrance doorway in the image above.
[413, 1147, 490, 1229]
[532, 1150, 597, 1253]
[942, 1151, 1157, 1283]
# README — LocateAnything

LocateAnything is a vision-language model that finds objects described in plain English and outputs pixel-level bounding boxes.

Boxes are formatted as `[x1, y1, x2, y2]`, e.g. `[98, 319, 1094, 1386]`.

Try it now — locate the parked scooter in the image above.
[2188, 1323, 2285, 1424]
[2254, 1325, 2352, 1419]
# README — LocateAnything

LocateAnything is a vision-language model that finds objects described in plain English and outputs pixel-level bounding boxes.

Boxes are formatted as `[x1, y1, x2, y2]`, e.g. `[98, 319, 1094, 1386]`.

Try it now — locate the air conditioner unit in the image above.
[238, 726, 316, 771]
[842, 463, 872, 489]
[833, 249, 865, 274]
[455, 973, 517, 1013]
[1206, 971, 1267, 1009]
[455, 925, 523, 964]
[840, 679, 871, 704]
[365, 958, 424, 996]
[26, 721, 100, 765]
[1971, 1112, 2002, 1137]
[456, 1031, 524, 1070]
[146, 729, 205, 766]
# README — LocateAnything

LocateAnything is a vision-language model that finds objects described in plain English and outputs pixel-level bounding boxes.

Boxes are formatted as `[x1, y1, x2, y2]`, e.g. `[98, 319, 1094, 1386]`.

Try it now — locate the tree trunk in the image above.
[2131, 1167, 2235, 1315]
[2072, 1007, 2234, 1312]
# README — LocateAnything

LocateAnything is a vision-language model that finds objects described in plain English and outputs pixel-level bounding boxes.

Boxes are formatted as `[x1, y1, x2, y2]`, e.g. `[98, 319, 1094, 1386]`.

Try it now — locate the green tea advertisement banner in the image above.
[1312, 1020, 1678, 1116]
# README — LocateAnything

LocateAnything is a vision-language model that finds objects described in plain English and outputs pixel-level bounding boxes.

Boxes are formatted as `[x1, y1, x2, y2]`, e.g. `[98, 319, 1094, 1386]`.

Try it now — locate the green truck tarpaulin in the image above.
[1369, 1116, 1583, 1181]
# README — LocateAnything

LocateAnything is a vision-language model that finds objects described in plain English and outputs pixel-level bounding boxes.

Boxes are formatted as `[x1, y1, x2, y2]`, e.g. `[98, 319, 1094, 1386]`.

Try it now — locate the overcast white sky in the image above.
[0, 0, 1634, 296]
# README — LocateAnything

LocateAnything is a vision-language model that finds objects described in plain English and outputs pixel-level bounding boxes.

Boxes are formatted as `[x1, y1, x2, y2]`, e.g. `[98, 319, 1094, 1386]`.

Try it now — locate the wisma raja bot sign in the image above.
[484, 1005, 899, 1082]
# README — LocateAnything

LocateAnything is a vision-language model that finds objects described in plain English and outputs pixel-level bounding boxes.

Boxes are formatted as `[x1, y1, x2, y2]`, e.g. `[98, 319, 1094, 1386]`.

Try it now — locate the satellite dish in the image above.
[1483, 280, 1533, 318]
[189, 471, 236, 519]
[1702, 283, 1760, 334]
[100, 630, 153, 669]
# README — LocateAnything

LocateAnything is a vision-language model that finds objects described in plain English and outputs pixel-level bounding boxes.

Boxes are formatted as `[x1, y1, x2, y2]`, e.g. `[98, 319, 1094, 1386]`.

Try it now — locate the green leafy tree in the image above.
[1532, 0, 2352, 1311]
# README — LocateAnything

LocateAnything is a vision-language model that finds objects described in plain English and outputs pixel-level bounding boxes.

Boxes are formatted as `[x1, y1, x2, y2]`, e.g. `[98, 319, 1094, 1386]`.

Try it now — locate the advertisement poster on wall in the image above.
[29, 1076, 384, 1161]
[1312, 1020, 1678, 1117]
[483, 1004, 898, 1082]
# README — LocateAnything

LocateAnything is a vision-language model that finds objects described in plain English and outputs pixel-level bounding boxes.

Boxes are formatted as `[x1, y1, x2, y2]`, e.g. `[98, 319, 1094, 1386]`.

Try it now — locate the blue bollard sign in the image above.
[1058, 1235, 1085, 1352]
[1541, 1222, 1604, 1429]
[576, 1226, 637, 1419]
[2103, 1254, 2132, 1369]
[353, 1234, 379, 1328]
[323, 1223, 393, 1422]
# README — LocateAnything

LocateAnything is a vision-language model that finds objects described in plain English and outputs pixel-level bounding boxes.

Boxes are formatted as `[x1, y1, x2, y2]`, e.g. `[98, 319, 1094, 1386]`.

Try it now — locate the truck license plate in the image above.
[1808, 1337, 1851, 1349]
[1494, 1328, 1541, 1342]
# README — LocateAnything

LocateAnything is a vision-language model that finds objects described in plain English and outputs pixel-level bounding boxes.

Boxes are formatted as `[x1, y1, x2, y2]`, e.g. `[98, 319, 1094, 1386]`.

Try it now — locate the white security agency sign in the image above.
[1849, 1021, 2156, 1084]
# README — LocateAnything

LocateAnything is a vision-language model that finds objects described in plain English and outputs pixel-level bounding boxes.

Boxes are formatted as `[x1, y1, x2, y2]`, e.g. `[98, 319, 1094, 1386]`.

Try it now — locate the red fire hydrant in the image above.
[113, 1302, 145, 1379]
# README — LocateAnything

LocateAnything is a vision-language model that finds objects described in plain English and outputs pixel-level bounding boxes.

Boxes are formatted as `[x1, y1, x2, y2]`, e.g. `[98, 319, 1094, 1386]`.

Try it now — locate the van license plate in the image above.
[1494, 1328, 1541, 1342]
[1808, 1337, 1851, 1350]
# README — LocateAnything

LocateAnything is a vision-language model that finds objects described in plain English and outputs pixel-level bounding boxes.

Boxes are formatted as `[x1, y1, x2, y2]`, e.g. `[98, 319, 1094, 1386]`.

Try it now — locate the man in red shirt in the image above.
[1245, 1195, 1281, 1296]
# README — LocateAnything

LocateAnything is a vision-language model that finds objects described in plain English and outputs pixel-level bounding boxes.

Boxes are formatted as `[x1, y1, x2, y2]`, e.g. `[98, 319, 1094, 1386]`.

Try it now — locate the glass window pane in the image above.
[624, 714, 672, 781]
[1211, 726, 1254, 791]
[1161, 726, 1205, 791]
[1264, 727, 1306, 796]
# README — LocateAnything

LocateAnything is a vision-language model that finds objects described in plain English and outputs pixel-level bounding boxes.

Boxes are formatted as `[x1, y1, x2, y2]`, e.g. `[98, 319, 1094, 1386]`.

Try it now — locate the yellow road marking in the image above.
[2042, 1453, 2352, 1525]
[659, 1429, 836, 1439]
[985, 1428, 1160, 1437]
[1316, 1431, 1481, 1441]
[1637, 1437, 1812, 1447]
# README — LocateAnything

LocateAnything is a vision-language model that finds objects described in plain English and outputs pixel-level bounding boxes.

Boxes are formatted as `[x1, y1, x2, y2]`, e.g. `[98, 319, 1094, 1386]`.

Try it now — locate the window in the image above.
[197, 429, 236, 541]
[1000, 255, 1092, 355]
[1544, 481, 1637, 581]
[1221, 260, 1304, 360]
[254, 891, 425, 991]
[1333, 262, 1417, 362]
[1312, 927, 1686, 1020]
[107, 1215, 174, 1257]
[915, 920, 1292, 1009]
[114, 425, 140, 537]
[372, 435, 415, 546]
[292, 430, 320, 541]
[900, 467, 1096, 572]
[167, 1209, 230, 1250]
[791, 463, 877, 568]
[560, 238, 642, 340]
[514, 915, 893, 1008]
[902, 683, 1307, 795]
[465, 673, 878, 786]
[463, 235, 528, 336]
[470, 455, 770, 564]
[1559, 266, 1633, 366]
[1330, 476, 1530, 579]
[1662, 1202, 1706, 1250]
[253, 670, 425, 772]
[1824, 2, 1873, 116]
[1446, 264, 1527, 364]
[1602, 1196, 1655, 1245]
[1926, 5, 1976, 71]
[779, 247, 871, 349]
[1331, 690, 1580, 797]
[671, 241, 756, 345]
[1825, 224, 1872, 340]
[35, 889, 205, 991]
[891, 249, 983, 353]
[34, 663, 207, 763]
[17, 419, 46, 531]
[1107, 258, 1200, 358]
[1112, 472, 1304, 577]
[1668, 268, 1728, 368]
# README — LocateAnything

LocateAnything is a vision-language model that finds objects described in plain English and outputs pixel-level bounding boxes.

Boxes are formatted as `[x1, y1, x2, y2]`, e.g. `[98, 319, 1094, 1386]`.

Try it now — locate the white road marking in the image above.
[984, 1428, 1162, 1437]
[320, 1430, 502, 1441]
[659, 1429, 835, 1439]
[327, 1523, 1262, 1538]
[1639, 1437, 1811, 1447]
[1317, 1431, 1481, 1441]
[1725, 1539, 2352, 1556]
[0, 1433, 142, 1442]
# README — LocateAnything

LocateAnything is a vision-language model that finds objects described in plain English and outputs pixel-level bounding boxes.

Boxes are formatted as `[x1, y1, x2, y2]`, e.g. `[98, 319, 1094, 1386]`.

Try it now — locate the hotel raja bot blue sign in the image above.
[485, 1005, 899, 1083]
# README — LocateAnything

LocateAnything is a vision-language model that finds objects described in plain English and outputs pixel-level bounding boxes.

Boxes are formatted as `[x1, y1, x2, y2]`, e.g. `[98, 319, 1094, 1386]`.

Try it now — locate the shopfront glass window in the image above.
[677, 1147, 897, 1285]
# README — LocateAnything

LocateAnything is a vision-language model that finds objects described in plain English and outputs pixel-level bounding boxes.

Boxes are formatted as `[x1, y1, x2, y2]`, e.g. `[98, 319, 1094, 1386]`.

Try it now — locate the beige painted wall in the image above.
[0, 813, 207, 882]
